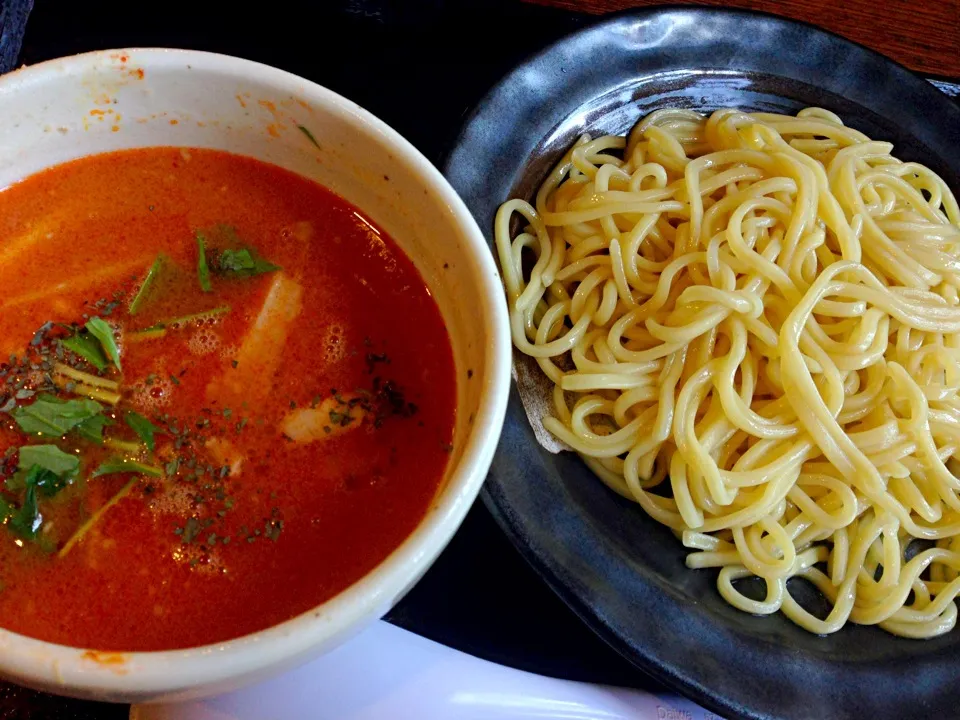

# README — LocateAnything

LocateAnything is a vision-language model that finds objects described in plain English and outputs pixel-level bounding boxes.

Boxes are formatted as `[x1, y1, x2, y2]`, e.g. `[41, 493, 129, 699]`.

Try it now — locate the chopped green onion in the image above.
[132, 306, 231, 337]
[53, 363, 119, 390]
[297, 125, 322, 150]
[196, 232, 212, 293]
[129, 254, 169, 314]
[104, 437, 142, 454]
[93, 457, 164, 478]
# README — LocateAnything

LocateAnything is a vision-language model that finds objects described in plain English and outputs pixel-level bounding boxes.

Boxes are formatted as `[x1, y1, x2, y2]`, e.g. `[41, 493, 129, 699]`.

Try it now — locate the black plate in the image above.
[443, 7, 960, 720]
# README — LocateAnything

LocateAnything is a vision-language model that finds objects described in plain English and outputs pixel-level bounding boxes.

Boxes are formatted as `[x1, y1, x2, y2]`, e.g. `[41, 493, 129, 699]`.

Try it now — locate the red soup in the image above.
[0, 148, 456, 651]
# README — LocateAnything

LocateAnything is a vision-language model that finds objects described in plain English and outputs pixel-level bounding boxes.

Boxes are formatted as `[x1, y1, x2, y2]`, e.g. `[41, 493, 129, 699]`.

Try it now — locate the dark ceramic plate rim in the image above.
[443, 6, 960, 720]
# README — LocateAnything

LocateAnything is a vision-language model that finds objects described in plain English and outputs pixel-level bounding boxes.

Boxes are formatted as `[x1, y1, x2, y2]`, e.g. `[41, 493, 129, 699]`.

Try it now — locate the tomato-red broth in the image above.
[0, 148, 456, 650]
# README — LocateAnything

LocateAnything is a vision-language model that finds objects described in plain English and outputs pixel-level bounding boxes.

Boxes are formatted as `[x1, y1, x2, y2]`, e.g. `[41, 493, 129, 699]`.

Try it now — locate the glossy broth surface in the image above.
[0, 148, 456, 651]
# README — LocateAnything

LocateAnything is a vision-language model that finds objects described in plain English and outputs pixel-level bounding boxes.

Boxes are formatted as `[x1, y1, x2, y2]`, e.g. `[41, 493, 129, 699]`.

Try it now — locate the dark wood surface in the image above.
[527, 0, 960, 78]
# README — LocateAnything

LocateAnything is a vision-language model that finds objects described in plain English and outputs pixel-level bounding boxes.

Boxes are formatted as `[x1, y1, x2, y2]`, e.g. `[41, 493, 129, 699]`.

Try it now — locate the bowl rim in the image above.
[0, 47, 511, 697]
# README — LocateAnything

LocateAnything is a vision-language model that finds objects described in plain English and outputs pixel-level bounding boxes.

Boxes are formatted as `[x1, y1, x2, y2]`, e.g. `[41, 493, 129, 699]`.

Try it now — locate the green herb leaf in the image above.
[125, 411, 158, 451]
[18, 444, 81, 478]
[4, 460, 76, 541]
[62, 332, 107, 371]
[297, 124, 322, 150]
[196, 224, 281, 278]
[4, 474, 24, 493]
[85, 317, 121, 371]
[75, 414, 114, 444]
[196, 232, 212, 293]
[129, 254, 169, 314]
[11, 396, 103, 437]
[23, 465, 69, 498]
[93, 457, 164, 478]
[217, 248, 255, 273]
[9, 483, 41, 538]
[214, 247, 281, 278]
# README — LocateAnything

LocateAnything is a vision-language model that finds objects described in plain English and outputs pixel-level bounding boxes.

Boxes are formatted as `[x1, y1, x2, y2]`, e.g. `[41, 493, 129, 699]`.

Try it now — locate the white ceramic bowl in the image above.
[0, 49, 511, 703]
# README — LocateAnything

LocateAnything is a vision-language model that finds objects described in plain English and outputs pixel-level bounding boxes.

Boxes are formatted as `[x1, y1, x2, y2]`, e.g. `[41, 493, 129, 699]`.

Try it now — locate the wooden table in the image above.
[528, 0, 960, 78]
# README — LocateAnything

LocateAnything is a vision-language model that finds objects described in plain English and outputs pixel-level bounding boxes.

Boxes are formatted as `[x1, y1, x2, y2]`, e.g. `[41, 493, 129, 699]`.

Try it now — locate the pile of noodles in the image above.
[495, 107, 960, 638]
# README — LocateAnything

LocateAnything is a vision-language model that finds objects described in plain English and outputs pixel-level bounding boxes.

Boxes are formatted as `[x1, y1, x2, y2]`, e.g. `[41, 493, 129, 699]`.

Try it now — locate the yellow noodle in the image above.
[496, 107, 960, 638]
